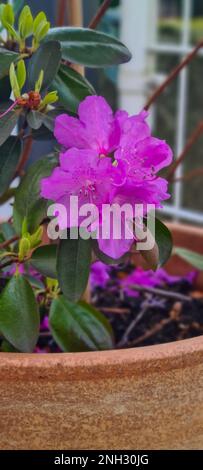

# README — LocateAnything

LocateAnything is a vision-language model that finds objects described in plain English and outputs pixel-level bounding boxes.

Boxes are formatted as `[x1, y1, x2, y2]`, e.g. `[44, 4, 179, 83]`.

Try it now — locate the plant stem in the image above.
[15, 135, 33, 177]
[172, 166, 203, 183]
[144, 39, 203, 111]
[0, 235, 19, 250]
[117, 300, 150, 348]
[128, 284, 191, 302]
[88, 0, 112, 29]
[167, 120, 203, 181]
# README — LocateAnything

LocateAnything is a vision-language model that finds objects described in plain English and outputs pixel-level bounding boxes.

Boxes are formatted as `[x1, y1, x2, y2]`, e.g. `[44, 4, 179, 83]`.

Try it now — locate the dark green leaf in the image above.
[51, 64, 95, 112]
[28, 41, 61, 90]
[0, 136, 22, 196]
[42, 108, 67, 132]
[0, 275, 40, 352]
[57, 235, 91, 302]
[140, 217, 173, 270]
[0, 104, 20, 146]
[0, 75, 11, 102]
[0, 48, 19, 79]
[0, 222, 16, 242]
[174, 247, 203, 270]
[31, 244, 57, 279]
[47, 27, 132, 67]
[32, 125, 54, 141]
[1, 340, 19, 352]
[23, 274, 45, 290]
[155, 218, 173, 267]
[13, 0, 25, 15]
[13, 153, 58, 234]
[50, 296, 114, 352]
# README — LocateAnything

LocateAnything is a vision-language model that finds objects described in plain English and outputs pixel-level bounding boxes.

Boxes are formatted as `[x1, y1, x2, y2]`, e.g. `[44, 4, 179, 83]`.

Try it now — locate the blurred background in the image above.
[2, 0, 203, 225]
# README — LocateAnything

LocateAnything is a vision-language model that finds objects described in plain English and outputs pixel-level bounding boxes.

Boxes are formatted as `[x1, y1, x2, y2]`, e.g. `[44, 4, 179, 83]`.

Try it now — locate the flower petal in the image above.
[54, 114, 89, 149]
[78, 96, 114, 154]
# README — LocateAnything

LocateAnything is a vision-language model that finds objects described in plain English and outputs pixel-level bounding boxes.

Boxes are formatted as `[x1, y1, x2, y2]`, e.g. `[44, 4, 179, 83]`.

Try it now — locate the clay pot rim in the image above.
[0, 335, 203, 381]
[0, 222, 202, 378]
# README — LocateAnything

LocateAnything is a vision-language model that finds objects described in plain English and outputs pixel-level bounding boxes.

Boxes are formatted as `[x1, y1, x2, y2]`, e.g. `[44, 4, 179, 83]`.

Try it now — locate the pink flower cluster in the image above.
[41, 96, 173, 258]
[90, 261, 196, 295]
[120, 267, 197, 297]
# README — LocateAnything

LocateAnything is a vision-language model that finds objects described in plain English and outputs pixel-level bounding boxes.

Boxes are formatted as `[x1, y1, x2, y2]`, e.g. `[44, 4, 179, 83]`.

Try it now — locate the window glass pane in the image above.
[190, 0, 203, 44]
[154, 55, 179, 205]
[182, 59, 203, 212]
[158, 0, 183, 44]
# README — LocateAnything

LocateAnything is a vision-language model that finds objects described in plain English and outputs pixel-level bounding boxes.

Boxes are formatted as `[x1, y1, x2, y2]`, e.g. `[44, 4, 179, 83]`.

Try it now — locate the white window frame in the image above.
[119, 0, 203, 224]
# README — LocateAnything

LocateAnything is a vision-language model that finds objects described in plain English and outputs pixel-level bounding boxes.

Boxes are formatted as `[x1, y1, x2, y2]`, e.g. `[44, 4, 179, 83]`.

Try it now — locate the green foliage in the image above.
[28, 41, 61, 91]
[174, 247, 203, 270]
[0, 48, 19, 79]
[16, 59, 26, 89]
[0, 136, 22, 197]
[0, 275, 40, 352]
[50, 297, 114, 352]
[52, 64, 95, 113]
[0, 104, 21, 146]
[47, 27, 132, 67]
[140, 217, 173, 270]
[18, 5, 33, 40]
[13, 154, 58, 234]
[31, 245, 57, 279]
[57, 235, 92, 302]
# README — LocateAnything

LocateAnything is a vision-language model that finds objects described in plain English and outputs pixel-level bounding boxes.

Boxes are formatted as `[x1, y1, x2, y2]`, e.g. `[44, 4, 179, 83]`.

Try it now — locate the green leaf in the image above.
[50, 296, 114, 352]
[174, 247, 203, 271]
[31, 244, 57, 279]
[155, 218, 173, 267]
[0, 275, 40, 352]
[1, 339, 19, 352]
[0, 75, 11, 102]
[28, 41, 61, 91]
[0, 136, 22, 196]
[0, 48, 19, 79]
[0, 222, 16, 242]
[18, 5, 33, 39]
[140, 217, 173, 270]
[51, 64, 95, 112]
[0, 103, 20, 146]
[41, 108, 66, 132]
[47, 27, 132, 67]
[9, 62, 20, 97]
[1, 4, 14, 27]
[32, 125, 54, 141]
[33, 12, 47, 35]
[92, 239, 129, 265]
[34, 21, 50, 43]
[13, 0, 25, 15]
[16, 59, 26, 90]
[13, 153, 58, 234]
[27, 108, 64, 132]
[57, 235, 92, 302]
[27, 110, 44, 130]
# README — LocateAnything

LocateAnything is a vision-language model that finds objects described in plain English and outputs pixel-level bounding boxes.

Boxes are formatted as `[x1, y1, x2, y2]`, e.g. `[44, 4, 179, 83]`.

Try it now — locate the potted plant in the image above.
[0, 1, 203, 450]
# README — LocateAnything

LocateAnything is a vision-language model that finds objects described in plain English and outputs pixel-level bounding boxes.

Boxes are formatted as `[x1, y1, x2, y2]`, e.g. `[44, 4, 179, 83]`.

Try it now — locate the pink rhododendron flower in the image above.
[121, 267, 196, 297]
[90, 261, 110, 288]
[41, 96, 173, 258]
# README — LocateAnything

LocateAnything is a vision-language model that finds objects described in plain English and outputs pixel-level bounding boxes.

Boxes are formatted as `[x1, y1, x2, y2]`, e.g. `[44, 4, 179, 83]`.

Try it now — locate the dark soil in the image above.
[92, 266, 203, 349]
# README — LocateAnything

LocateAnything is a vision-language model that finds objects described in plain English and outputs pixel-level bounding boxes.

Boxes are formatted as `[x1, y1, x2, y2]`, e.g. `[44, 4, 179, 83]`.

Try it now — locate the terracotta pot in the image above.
[0, 223, 203, 450]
